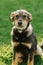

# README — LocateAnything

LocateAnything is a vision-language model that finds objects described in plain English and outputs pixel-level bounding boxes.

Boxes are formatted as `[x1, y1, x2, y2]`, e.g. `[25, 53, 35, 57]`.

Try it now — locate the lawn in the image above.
[0, 0, 43, 65]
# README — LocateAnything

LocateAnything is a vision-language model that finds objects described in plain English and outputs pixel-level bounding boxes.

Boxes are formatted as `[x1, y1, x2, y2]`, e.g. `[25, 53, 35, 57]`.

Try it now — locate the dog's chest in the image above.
[12, 31, 32, 48]
[12, 30, 31, 42]
[12, 30, 37, 53]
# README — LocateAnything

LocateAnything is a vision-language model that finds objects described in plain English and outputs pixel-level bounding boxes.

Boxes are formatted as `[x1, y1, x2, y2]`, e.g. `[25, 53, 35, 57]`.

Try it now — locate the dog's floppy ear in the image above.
[10, 12, 15, 21]
[28, 12, 32, 21]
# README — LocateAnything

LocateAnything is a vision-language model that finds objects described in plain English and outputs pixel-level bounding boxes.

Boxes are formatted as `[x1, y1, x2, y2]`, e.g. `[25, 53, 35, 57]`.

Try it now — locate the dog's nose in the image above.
[18, 21, 22, 25]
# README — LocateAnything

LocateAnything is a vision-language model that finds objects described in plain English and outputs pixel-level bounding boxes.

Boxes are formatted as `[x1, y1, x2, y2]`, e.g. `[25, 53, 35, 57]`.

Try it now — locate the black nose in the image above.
[18, 21, 22, 25]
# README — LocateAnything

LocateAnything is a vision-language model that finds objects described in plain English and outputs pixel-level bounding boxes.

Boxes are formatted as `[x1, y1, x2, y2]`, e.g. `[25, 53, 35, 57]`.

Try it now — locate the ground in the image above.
[0, 0, 43, 65]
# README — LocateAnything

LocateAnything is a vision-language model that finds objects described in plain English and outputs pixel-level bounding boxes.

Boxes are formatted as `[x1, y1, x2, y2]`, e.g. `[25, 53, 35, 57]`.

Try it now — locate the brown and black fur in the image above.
[10, 9, 43, 65]
[12, 29, 37, 65]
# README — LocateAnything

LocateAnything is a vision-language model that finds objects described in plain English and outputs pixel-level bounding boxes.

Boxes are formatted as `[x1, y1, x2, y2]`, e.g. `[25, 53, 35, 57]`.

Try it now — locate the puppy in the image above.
[10, 9, 43, 65]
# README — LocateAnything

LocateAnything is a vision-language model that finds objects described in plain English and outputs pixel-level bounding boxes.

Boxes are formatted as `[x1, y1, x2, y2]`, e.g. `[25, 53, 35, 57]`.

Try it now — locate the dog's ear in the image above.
[10, 12, 15, 21]
[28, 12, 32, 22]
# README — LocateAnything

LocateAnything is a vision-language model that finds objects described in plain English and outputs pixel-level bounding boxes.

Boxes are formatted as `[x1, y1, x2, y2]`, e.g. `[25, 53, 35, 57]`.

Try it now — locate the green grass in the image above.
[0, 0, 43, 65]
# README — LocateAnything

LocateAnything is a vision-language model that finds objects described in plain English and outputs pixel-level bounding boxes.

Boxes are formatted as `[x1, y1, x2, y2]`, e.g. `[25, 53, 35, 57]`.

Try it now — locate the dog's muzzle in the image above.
[15, 22, 29, 31]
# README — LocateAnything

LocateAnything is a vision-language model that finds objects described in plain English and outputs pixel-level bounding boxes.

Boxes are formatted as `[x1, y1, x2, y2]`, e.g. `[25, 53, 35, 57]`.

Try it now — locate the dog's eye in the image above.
[16, 15, 19, 19]
[23, 15, 26, 19]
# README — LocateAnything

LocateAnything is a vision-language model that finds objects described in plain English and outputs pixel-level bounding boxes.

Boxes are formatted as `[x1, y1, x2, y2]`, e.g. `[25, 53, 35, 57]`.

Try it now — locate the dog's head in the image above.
[10, 9, 32, 31]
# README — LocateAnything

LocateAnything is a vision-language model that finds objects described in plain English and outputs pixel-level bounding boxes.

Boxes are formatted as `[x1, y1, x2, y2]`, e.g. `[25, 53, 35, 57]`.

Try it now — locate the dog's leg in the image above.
[12, 52, 23, 65]
[12, 42, 19, 65]
[12, 41, 23, 65]
[27, 54, 34, 65]
[12, 52, 18, 65]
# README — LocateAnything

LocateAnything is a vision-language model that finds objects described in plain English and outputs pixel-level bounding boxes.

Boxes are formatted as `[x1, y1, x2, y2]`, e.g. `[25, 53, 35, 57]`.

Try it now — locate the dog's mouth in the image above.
[15, 25, 26, 31]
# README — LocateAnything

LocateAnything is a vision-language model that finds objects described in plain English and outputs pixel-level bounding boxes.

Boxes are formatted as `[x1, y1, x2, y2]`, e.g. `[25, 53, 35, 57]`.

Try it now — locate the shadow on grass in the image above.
[0, 55, 43, 65]
[34, 55, 43, 65]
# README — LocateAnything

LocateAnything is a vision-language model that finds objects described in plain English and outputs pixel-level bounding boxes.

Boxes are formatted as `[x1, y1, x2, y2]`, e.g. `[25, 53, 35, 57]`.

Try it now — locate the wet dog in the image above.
[10, 9, 43, 65]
